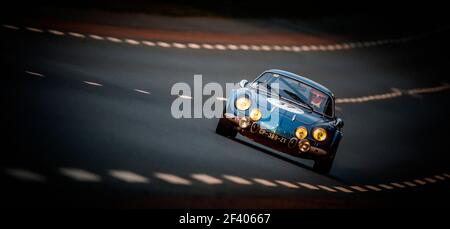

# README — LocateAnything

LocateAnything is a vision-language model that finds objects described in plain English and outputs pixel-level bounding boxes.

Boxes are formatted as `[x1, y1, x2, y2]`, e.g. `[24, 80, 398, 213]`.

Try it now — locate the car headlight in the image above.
[312, 128, 327, 141]
[235, 97, 251, 110]
[295, 126, 308, 139]
[249, 108, 262, 121]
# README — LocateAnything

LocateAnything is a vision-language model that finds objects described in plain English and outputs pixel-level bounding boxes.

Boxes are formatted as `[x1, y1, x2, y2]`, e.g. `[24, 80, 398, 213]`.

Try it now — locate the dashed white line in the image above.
[403, 181, 417, 187]
[154, 172, 191, 185]
[2, 24, 19, 30]
[60, 168, 101, 182]
[317, 185, 337, 192]
[173, 43, 187, 49]
[106, 37, 122, 43]
[414, 179, 427, 185]
[109, 170, 149, 183]
[68, 32, 86, 38]
[298, 182, 320, 190]
[275, 180, 300, 189]
[26, 27, 43, 33]
[334, 186, 353, 193]
[365, 185, 382, 191]
[157, 41, 171, 48]
[25, 70, 45, 78]
[390, 182, 406, 188]
[424, 177, 437, 183]
[435, 175, 446, 180]
[223, 175, 252, 185]
[187, 43, 201, 49]
[350, 185, 369, 192]
[378, 184, 394, 190]
[444, 173, 450, 178]
[253, 178, 278, 187]
[142, 41, 156, 46]
[134, 89, 151, 95]
[191, 174, 223, 185]
[89, 34, 104, 40]
[125, 39, 140, 45]
[48, 29, 65, 36]
[5, 169, 46, 182]
[83, 81, 103, 87]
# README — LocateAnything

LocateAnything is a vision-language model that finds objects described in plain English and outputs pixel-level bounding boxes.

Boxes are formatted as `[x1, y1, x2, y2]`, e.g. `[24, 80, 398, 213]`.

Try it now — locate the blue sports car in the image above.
[216, 69, 344, 174]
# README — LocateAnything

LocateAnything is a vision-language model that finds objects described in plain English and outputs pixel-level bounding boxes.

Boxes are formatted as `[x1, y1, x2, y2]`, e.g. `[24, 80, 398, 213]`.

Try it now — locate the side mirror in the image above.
[239, 79, 248, 88]
[335, 118, 344, 128]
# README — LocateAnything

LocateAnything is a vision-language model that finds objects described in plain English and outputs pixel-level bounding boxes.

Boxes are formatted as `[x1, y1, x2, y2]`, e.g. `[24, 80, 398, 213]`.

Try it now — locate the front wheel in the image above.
[313, 157, 334, 174]
[216, 118, 237, 138]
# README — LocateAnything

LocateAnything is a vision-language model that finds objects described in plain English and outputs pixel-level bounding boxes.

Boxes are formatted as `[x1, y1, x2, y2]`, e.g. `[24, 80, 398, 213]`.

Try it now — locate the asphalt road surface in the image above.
[1, 12, 450, 208]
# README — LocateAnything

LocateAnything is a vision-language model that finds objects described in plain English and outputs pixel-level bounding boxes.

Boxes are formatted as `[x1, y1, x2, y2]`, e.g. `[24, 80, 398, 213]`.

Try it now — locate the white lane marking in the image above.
[125, 39, 140, 45]
[378, 184, 394, 190]
[216, 97, 227, 101]
[25, 70, 45, 78]
[106, 37, 122, 43]
[215, 44, 227, 50]
[298, 182, 320, 190]
[4, 169, 46, 182]
[142, 41, 156, 46]
[173, 43, 187, 49]
[60, 168, 101, 182]
[109, 170, 149, 183]
[434, 175, 445, 180]
[424, 177, 437, 183]
[178, 95, 192, 99]
[202, 44, 214, 49]
[365, 185, 382, 191]
[275, 180, 300, 189]
[223, 175, 252, 185]
[2, 24, 19, 30]
[317, 185, 337, 192]
[134, 89, 151, 95]
[414, 179, 427, 185]
[48, 29, 64, 36]
[68, 32, 86, 38]
[89, 34, 104, 40]
[187, 43, 201, 49]
[83, 81, 103, 87]
[253, 178, 278, 187]
[407, 83, 450, 95]
[334, 186, 353, 193]
[227, 44, 239, 50]
[191, 174, 223, 185]
[444, 173, 450, 178]
[350, 185, 368, 192]
[403, 181, 417, 187]
[26, 27, 43, 33]
[154, 172, 191, 185]
[157, 41, 171, 48]
[390, 182, 406, 188]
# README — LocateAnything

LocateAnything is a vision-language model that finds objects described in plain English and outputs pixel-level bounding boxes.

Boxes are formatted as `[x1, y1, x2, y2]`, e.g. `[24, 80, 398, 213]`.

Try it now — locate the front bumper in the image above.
[224, 113, 329, 159]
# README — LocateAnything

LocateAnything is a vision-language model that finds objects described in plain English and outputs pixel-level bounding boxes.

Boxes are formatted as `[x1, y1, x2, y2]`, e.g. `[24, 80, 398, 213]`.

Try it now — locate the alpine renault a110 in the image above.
[216, 69, 344, 174]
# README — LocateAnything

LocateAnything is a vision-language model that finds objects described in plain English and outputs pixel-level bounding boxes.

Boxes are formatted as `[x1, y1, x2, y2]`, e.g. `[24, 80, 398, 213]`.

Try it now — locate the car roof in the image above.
[264, 69, 334, 97]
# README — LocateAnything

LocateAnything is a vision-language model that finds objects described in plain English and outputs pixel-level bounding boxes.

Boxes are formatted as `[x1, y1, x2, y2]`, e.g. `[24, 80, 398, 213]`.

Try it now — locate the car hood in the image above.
[250, 89, 328, 137]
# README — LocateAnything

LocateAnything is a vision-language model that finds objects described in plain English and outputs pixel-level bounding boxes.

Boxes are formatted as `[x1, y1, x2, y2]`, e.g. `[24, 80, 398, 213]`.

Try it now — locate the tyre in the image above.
[216, 118, 237, 138]
[313, 157, 334, 174]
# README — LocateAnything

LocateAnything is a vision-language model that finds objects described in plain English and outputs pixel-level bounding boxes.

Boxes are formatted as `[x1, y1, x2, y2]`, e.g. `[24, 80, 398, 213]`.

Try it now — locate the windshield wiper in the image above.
[281, 89, 314, 111]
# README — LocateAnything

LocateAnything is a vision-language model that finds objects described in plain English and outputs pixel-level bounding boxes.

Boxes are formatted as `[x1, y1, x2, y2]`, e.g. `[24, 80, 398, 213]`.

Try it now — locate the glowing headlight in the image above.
[312, 128, 327, 141]
[249, 108, 262, 121]
[295, 126, 308, 139]
[235, 97, 251, 110]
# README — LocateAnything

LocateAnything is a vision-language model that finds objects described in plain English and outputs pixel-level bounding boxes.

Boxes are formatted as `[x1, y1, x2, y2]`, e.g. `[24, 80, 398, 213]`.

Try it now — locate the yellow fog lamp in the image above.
[312, 128, 327, 141]
[235, 97, 251, 111]
[295, 126, 308, 139]
[298, 139, 311, 152]
[249, 108, 262, 121]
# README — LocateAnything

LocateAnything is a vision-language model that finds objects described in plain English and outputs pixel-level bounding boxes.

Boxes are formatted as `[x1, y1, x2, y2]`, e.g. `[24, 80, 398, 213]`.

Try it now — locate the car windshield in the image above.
[253, 72, 333, 117]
